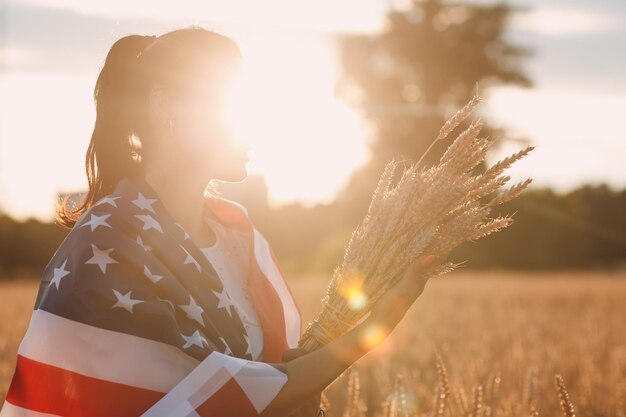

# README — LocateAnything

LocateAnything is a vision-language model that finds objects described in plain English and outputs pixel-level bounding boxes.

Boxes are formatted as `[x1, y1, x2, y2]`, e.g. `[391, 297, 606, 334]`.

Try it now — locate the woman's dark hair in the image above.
[55, 26, 242, 229]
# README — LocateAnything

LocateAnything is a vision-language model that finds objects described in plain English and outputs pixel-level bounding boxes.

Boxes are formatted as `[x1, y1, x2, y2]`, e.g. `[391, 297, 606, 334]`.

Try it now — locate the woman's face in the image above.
[166, 81, 250, 183]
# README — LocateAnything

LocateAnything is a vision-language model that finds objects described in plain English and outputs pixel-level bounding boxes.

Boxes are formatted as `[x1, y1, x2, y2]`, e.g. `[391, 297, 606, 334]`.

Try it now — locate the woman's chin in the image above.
[220, 167, 248, 183]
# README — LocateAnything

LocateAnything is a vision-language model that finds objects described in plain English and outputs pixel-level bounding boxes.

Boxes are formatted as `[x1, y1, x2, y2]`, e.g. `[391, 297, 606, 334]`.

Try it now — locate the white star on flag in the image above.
[85, 243, 118, 274]
[135, 214, 163, 233]
[179, 244, 201, 272]
[212, 287, 235, 318]
[181, 330, 208, 349]
[219, 336, 233, 356]
[80, 213, 113, 232]
[178, 295, 205, 326]
[93, 195, 120, 208]
[175, 223, 190, 240]
[143, 265, 163, 283]
[132, 192, 157, 213]
[243, 334, 251, 356]
[111, 289, 144, 313]
[136, 234, 152, 251]
[48, 258, 71, 290]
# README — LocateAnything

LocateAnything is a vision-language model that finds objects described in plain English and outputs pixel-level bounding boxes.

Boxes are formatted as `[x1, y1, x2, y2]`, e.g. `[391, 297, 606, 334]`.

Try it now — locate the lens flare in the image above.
[338, 271, 368, 310]
[358, 322, 389, 350]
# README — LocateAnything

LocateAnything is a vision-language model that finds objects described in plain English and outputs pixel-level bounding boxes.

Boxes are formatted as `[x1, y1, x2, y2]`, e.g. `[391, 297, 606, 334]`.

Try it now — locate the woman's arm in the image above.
[261, 315, 373, 417]
[260, 252, 445, 417]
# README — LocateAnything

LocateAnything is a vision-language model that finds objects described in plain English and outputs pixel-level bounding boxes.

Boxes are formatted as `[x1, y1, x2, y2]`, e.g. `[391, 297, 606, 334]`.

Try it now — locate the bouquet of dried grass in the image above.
[298, 91, 534, 352]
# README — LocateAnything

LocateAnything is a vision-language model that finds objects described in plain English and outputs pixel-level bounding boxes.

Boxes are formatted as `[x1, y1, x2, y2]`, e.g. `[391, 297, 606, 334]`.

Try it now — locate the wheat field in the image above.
[1, 271, 625, 416]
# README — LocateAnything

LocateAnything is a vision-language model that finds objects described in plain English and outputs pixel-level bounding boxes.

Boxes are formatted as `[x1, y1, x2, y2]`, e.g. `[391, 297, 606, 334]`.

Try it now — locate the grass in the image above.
[1, 270, 625, 416]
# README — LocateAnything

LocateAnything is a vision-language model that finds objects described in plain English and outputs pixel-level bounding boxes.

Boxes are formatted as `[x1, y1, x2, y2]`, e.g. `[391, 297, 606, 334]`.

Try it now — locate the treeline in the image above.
[0, 214, 69, 280]
[257, 184, 626, 275]
[2, 183, 624, 281]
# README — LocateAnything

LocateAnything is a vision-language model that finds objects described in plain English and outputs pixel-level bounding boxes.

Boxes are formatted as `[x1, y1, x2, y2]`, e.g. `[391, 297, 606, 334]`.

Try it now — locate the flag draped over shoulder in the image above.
[0, 174, 302, 417]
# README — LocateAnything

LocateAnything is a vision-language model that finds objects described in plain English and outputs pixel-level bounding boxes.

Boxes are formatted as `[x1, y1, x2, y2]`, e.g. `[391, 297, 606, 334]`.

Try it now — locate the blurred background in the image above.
[1, 1, 625, 415]
[1, 0, 625, 277]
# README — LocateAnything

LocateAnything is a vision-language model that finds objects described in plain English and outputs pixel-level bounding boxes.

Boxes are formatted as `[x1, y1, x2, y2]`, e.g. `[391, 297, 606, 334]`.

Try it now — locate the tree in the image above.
[333, 0, 534, 217]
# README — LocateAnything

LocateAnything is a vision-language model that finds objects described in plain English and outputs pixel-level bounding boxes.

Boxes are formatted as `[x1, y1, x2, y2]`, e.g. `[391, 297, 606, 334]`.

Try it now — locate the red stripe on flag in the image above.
[6, 354, 164, 417]
[247, 243, 289, 362]
[268, 243, 303, 339]
[194, 371, 258, 417]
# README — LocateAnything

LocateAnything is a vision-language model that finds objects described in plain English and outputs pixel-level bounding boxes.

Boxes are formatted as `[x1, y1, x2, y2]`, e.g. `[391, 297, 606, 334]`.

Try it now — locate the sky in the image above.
[1, 0, 625, 222]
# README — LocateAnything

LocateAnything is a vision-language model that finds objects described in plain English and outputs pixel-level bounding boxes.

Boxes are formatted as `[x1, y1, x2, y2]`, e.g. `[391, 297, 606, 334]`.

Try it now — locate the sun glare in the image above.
[338, 271, 368, 310]
[222, 36, 371, 206]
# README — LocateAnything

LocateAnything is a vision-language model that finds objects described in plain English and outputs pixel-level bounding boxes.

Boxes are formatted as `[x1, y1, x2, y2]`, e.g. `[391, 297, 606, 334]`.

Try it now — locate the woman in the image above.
[0, 27, 446, 417]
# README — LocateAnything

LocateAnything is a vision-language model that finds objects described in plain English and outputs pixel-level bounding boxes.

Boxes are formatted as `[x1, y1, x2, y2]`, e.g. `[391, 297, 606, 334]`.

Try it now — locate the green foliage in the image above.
[333, 0, 535, 217]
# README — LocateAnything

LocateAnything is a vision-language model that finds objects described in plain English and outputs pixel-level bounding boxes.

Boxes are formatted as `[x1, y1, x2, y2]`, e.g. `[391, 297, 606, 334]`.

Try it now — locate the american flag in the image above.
[0, 174, 302, 417]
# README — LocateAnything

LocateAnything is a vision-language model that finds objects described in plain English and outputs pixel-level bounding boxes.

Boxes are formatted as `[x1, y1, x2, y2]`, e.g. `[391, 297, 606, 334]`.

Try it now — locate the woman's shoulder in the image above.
[204, 193, 249, 215]
[35, 193, 215, 359]
[39, 192, 148, 301]
[47, 194, 130, 266]
[203, 193, 252, 232]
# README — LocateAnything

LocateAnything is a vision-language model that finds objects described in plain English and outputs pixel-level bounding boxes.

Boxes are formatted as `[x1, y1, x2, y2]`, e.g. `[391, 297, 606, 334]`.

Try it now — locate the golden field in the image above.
[1, 271, 625, 416]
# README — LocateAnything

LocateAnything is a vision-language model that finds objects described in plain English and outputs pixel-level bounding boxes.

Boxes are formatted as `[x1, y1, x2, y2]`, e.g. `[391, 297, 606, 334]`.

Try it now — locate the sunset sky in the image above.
[1, 0, 625, 222]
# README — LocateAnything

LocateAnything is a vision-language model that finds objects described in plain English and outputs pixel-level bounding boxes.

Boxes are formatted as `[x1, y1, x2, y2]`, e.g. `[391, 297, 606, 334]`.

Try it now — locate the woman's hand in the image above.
[366, 252, 448, 329]
[259, 252, 448, 417]
[281, 347, 323, 417]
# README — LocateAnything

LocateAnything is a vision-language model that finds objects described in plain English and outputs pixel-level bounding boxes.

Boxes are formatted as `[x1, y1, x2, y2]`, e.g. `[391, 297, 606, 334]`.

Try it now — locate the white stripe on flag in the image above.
[17, 309, 199, 393]
[252, 228, 301, 348]
[140, 350, 288, 416]
[231, 359, 291, 413]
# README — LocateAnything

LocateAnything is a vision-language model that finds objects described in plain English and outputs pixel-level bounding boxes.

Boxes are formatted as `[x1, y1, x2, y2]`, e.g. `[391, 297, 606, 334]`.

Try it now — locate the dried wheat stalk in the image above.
[298, 90, 534, 352]
[555, 375, 576, 417]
